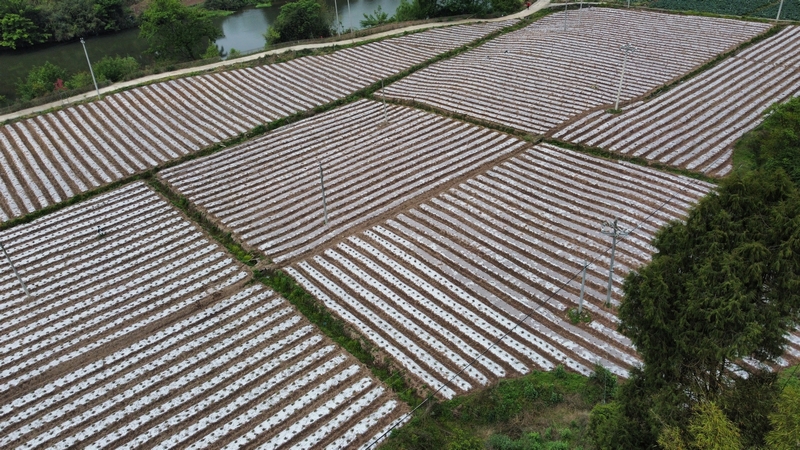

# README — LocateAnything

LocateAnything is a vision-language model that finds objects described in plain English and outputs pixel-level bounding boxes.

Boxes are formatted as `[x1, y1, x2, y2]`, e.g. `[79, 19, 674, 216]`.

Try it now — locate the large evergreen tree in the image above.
[594, 168, 800, 448]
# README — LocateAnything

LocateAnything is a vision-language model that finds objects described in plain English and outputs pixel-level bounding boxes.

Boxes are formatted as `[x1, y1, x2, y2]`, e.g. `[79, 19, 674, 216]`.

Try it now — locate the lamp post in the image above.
[776, 0, 785, 21]
[80, 37, 101, 100]
[0, 241, 30, 297]
[614, 43, 636, 111]
[347, 0, 354, 39]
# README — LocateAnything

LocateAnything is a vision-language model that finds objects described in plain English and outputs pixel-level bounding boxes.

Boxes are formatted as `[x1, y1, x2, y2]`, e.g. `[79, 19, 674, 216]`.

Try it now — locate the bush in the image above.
[16, 61, 68, 101]
[65, 71, 95, 90]
[93, 56, 139, 82]
[393, 0, 427, 21]
[266, 0, 331, 45]
[361, 5, 393, 27]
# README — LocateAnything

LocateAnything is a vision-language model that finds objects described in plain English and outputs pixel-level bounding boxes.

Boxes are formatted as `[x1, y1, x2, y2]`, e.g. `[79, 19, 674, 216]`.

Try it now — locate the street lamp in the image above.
[776, 0, 785, 21]
[614, 43, 636, 111]
[80, 37, 101, 100]
[334, 0, 341, 35]
[347, 0, 354, 38]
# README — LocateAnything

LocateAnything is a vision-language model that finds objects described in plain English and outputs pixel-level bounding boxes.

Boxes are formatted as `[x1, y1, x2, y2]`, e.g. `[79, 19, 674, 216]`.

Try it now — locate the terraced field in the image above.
[287, 143, 716, 398]
[0, 20, 514, 223]
[0, 182, 406, 449]
[160, 99, 528, 263]
[553, 26, 800, 177]
[382, 8, 770, 135]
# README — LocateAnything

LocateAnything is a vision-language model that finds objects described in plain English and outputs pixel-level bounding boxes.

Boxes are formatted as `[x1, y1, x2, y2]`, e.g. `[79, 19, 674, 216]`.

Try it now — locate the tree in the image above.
[597, 168, 800, 447]
[766, 383, 800, 449]
[736, 97, 800, 188]
[139, 0, 222, 61]
[265, 0, 331, 45]
[361, 5, 392, 28]
[93, 55, 139, 82]
[0, 0, 49, 48]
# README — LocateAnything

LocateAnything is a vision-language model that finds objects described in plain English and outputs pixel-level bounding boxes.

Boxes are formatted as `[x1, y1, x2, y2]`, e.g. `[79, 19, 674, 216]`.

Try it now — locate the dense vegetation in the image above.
[648, 0, 800, 20]
[735, 97, 800, 187]
[265, 0, 331, 45]
[14, 55, 139, 100]
[380, 365, 617, 449]
[139, 0, 222, 60]
[0, 0, 135, 49]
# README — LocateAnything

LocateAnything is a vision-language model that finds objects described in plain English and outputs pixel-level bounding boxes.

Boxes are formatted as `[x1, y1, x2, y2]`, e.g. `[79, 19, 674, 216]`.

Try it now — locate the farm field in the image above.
[160, 99, 528, 263]
[0, 182, 406, 448]
[286, 143, 720, 398]
[553, 26, 800, 177]
[0, 20, 514, 223]
[381, 8, 770, 135]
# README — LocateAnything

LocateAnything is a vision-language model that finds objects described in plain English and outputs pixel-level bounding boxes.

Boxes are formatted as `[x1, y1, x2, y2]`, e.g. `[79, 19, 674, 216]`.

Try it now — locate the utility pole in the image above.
[578, 261, 589, 314]
[317, 158, 329, 225]
[563, 2, 568, 31]
[601, 218, 630, 307]
[80, 37, 101, 100]
[776, 0, 785, 21]
[1, 241, 30, 297]
[381, 79, 388, 124]
[614, 43, 636, 111]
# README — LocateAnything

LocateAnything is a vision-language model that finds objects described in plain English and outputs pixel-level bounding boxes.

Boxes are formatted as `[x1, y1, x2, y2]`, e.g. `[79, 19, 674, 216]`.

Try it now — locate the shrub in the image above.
[93, 56, 139, 82]
[16, 61, 67, 101]
[204, 0, 258, 10]
[65, 71, 95, 90]
[394, 0, 426, 21]
[490, 0, 522, 14]
[361, 5, 393, 27]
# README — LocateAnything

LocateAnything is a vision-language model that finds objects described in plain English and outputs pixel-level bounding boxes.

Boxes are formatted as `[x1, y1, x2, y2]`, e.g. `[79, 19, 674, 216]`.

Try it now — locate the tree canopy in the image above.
[139, 0, 222, 61]
[592, 168, 800, 448]
[265, 0, 331, 45]
[736, 97, 800, 188]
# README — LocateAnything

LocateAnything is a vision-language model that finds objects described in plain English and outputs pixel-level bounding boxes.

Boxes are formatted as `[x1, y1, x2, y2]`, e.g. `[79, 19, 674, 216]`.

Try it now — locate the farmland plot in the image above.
[160, 99, 529, 263]
[287, 143, 716, 398]
[0, 20, 514, 223]
[382, 8, 770, 135]
[0, 183, 406, 448]
[553, 26, 800, 177]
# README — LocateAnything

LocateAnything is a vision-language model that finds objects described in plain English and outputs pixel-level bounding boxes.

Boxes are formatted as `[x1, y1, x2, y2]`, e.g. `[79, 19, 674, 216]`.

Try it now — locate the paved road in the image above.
[0, 0, 552, 124]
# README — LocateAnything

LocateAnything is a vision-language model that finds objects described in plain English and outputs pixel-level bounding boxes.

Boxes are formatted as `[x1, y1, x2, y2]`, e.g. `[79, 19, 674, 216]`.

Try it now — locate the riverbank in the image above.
[0, 0, 552, 124]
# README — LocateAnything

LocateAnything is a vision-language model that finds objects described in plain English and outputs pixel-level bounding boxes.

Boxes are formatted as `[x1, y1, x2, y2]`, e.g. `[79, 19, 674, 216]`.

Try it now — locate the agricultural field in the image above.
[553, 26, 800, 177]
[0, 20, 514, 223]
[755, 0, 800, 21]
[0, 182, 406, 448]
[286, 143, 719, 398]
[159, 99, 528, 263]
[381, 8, 770, 135]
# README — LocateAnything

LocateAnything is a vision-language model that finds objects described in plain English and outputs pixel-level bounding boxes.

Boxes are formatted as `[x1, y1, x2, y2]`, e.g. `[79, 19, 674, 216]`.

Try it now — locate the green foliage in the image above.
[489, 0, 521, 14]
[436, 0, 489, 16]
[766, 383, 800, 449]
[648, 0, 775, 16]
[201, 42, 222, 59]
[658, 425, 687, 450]
[566, 308, 591, 324]
[605, 168, 800, 447]
[65, 71, 95, 90]
[139, 0, 223, 61]
[393, 0, 426, 21]
[227, 48, 241, 58]
[384, 368, 594, 450]
[687, 401, 742, 450]
[361, 5, 393, 28]
[203, 0, 258, 10]
[588, 402, 629, 450]
[584, 364, 617, 405]
[15, 61, 68, 101]
[735, 98, 800, 188]
[93, 55, 139, 82]
[0, 13, 46, 49]
[265, 0, 331, 45]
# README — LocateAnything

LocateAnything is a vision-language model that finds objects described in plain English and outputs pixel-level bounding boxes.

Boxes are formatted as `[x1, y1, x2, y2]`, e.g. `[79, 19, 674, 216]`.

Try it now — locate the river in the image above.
[0, 0, 401, 101]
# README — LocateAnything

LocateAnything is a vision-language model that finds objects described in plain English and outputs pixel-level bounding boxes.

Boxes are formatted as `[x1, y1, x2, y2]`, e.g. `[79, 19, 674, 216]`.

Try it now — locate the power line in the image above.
[363, 175, 702, 449]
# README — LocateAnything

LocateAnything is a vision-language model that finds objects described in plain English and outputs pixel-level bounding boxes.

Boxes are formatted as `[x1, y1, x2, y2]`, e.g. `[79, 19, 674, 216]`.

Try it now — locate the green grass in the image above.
[379, 365, 618, 449]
